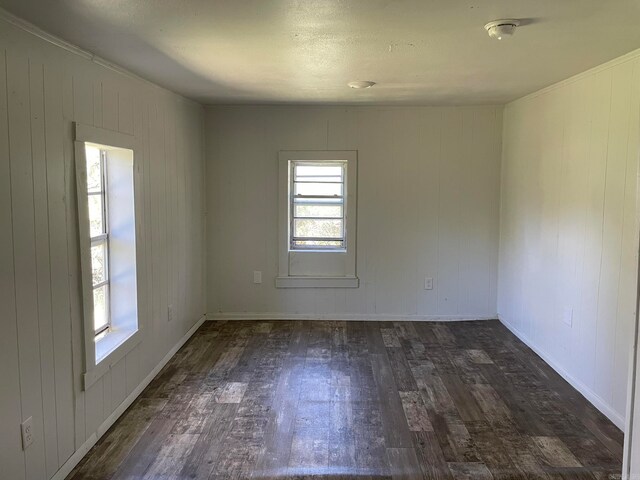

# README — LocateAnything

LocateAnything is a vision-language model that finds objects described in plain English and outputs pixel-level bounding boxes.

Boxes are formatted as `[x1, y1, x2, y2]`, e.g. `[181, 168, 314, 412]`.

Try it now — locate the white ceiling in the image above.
[2, 0, 640, 105]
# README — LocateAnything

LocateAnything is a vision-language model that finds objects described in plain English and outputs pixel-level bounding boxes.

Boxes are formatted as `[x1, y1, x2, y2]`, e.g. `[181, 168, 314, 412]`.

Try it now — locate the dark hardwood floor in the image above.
[68, 320, 624, 479]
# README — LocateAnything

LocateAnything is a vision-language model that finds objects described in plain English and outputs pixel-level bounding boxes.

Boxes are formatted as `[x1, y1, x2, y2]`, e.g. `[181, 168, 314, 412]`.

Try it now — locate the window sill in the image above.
[290, 249, 347, 254]
[275, 276, 359, 288]
[84, 328, 141, 389]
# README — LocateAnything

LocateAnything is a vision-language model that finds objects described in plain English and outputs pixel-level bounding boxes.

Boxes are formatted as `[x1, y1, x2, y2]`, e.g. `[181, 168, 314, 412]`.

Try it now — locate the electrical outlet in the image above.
[562, 306, 573, 327]
[21, 417, 33, 450]
[424, 277, 434, 290]
[253, 271, 262, 284]
[168, 304, 174, 322]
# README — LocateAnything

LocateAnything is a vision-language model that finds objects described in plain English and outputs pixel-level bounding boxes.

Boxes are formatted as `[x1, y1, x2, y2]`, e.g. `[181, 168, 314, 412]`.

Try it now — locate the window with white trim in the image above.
[85, 145, 111, 338]
[75, 123, 140, 389]
[290, 161, 346, 250]
[277, 151, 358, 288]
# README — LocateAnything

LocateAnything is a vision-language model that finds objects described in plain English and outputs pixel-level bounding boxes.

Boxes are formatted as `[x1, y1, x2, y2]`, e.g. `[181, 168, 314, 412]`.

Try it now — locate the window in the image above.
[75, 123, 140, 389]
[85, 145, 111, 337]
[290, 161, 346, 250]
[277, 151, 358, 288]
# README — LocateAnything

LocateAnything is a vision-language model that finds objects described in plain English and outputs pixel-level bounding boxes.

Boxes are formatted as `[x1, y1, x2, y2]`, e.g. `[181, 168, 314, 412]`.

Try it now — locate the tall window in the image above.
[85, 145, 110, 337]
[290, 161, 346, 250]
[75, 123, 139, 388]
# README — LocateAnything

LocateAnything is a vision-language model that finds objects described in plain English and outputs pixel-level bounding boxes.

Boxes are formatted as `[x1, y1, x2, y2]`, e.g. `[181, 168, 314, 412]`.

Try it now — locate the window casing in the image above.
[75, 123, 140, 389]
[277, 151, 358, 288]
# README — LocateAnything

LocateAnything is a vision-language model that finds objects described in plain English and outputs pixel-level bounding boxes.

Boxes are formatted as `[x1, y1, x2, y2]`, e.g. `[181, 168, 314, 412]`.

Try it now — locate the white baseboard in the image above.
[51, 315, 206, 480]
[498, 316, 626, 431]
[207, 312, 497, 322]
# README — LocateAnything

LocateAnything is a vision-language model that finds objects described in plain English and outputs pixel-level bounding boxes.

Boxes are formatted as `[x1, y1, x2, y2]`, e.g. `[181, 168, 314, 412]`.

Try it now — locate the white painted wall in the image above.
[498, 51, 640, 429]
[5, 5, 639, 477]
[206, 105, 503, 320]
[629, 322, 640, 476]
[0, 17, 206, 480]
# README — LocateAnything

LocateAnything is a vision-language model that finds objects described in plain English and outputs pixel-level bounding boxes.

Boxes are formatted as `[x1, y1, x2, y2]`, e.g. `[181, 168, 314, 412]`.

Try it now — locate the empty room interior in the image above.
[3, 1, 640, 479]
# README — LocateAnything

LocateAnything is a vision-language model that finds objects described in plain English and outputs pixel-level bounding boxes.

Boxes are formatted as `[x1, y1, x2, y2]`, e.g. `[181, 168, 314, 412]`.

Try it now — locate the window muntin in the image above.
[85, 145, 110, 337]
[290, 161, 346, 250]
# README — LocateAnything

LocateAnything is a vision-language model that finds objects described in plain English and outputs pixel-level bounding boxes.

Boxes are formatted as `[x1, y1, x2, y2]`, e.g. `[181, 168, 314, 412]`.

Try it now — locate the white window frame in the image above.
[289, 160, 346, 251]
[74, 123, 141, 389]
[89, 148, 111, 337]
[277, 150, 358, 288]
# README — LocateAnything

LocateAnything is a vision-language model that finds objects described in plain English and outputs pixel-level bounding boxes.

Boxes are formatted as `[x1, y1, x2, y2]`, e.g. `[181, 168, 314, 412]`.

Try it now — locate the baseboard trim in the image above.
[498, 316, 626, 431]
[51, 315, 206, 480]
[207, 312, 497, 322]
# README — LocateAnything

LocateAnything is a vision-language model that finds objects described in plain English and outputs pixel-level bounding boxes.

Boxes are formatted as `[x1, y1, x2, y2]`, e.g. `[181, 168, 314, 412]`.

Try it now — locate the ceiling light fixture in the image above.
[348, 80, 376, 89]
[484, 19, 520, 40]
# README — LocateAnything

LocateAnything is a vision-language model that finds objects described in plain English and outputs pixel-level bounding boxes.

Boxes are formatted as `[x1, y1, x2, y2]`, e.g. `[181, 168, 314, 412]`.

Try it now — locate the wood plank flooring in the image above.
[67, 320, 624, 479]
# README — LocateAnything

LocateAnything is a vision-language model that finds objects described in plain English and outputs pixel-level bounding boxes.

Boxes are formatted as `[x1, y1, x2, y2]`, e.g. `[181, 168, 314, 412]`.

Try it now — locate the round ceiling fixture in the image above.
[348, 80, 376, 89]
[484, 19, 520, 40]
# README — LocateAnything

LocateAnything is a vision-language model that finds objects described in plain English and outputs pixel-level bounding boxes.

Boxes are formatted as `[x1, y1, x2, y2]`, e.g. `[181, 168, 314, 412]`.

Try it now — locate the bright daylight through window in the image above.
[85, 145, 111, 337]
[290, 161, 346, 250]
[75, 123, 139, 386]
[277, 150, 357, 288]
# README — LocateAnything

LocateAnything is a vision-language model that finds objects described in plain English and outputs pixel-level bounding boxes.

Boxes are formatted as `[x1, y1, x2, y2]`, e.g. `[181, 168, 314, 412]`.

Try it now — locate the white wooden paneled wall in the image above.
[206, 105, 503, 319]
[498, 51, 640, 429]
[0, 19, 206, 480]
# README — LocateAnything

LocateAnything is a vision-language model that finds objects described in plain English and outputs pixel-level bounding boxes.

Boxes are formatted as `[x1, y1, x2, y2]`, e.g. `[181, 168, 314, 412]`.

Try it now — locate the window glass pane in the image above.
[290, 162, 347, 251]
[294, 204, 342, 218]
[294, 219, 343, 239]
[88, 194, 104, 237]
[93, 284, 108, 332]
[91, 242, 107, 286]
[295, 176, 342, 183]
[295, 165, 343, 178]
[294, 196, 342, 205]
[292, 240, 343, 248]
[296, 175, 343, 183]
[294, 182, 342, 197]
[85, 146, 102, 193]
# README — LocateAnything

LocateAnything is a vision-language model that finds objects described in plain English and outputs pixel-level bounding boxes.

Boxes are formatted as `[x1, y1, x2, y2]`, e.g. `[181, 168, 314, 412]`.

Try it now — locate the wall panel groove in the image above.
[499, 55, 639, 428]
[0, 46, 27, 480]
[0, 17, 206, 480]
[205, 105, 503, 319]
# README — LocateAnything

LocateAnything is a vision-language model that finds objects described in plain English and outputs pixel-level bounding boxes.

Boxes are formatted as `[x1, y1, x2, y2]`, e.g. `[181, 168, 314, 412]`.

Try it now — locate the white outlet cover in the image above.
[562, 306, 573, 326]
[424, 277, 434, 290]
[21, 416, 33, 449]
[253, 271, 262, 284]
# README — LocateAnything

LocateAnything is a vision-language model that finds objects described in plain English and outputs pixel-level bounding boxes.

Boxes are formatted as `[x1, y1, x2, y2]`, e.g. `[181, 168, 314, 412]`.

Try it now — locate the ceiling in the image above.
[2, 0, 640, 105]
